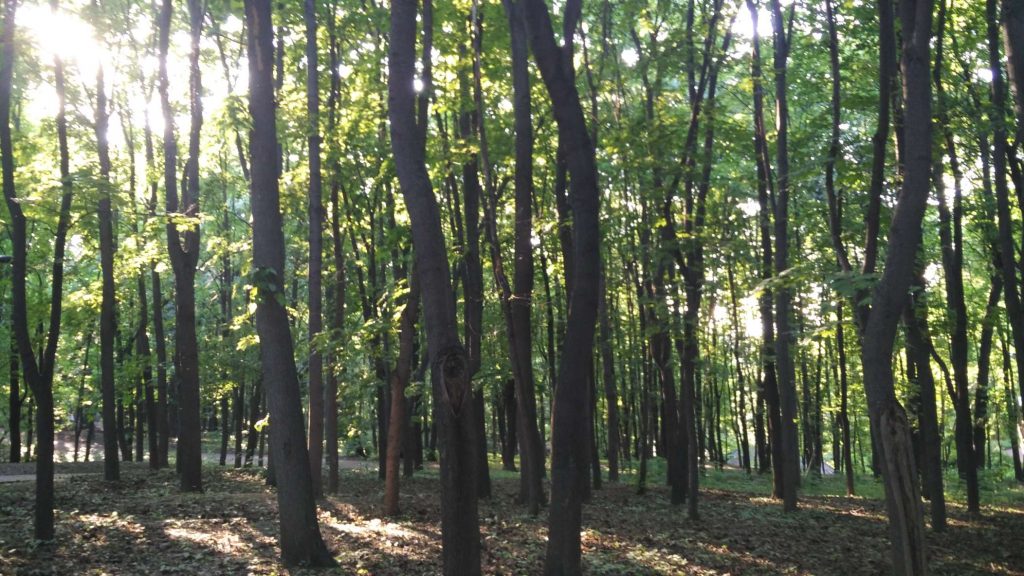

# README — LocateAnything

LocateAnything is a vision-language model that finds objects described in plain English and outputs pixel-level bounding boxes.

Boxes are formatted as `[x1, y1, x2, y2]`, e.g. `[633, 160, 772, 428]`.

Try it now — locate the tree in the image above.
[520, 0, 602, 571]
[860, 0, 935, 572]
[157, 0, 202, 491]
[500, 0, 545, 513]
[244, 0, 335, 566]
[303, 0, 325, 498]
[0, 0, 75, 539]
[389, 0, 480, 572]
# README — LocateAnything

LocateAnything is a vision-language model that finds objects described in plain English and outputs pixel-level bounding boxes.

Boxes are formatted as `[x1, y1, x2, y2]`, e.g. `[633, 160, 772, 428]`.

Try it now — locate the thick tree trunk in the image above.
[244, 0, 335, 566]
[860, 0, 934, 572]
[520, 0, 602, 571]
[389, 1, 480, 573]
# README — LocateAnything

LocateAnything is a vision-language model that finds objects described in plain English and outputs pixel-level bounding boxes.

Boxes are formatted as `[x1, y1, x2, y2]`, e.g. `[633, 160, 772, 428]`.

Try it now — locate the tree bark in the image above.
[384, 273, 420, 516]
[520, 0, 602, 571]
[304, 0, 325, 498]
[990, 0, 1024, 454]
[0, 0, 76, 538]
[389, 1, 481, 573]
[860, 0, 934, 572]
[244, 0, 335, 566]
[768, 0, 800, 513]
[158, 0, 203, 492]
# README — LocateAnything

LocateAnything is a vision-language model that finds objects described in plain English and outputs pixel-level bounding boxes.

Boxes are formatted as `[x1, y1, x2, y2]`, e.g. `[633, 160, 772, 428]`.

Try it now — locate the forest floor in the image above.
[0, 460, 1021, 575]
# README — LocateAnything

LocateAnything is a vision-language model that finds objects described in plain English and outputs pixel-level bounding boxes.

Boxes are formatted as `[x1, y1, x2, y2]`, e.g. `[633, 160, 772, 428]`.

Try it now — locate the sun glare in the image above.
[732, 4, 774, 40]
[19, 3, 105, 82]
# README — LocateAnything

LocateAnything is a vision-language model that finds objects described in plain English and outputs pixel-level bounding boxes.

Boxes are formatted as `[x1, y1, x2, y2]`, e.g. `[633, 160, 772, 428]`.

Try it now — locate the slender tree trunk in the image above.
[92, 48, 121, 486]
[158, 0, 203, 491]
[598, 267, 619, 482]
[768, 0, 800, 512]
[990, 0, 1024, 452]
[1001, 330, 1024, 480]
[462, 10, 489, 499]
[933, 0, 978, 513]
[244, 0, 335, 565]
[902, 280, 946, 531]
[384, 274, 420, 516]
[304, 0, 325, 498]
[1, 0, 75, 538]
[1001, 0, 1024, 143]
[974, 279, 1002, 468]
[8, 329, 18, 463]
[234, 383, 244, 468]
[746, 0, 783, 494]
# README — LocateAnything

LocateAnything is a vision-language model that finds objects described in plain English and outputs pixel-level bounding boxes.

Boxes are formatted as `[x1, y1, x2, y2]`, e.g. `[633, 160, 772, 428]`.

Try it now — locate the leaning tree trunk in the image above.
[860, 0, 934, 573]
[243, 0, 335, 567]
[389, 1, 481, 573]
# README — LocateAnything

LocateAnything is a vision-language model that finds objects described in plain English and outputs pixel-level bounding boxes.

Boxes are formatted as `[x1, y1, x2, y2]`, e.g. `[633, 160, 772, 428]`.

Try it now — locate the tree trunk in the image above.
[974, 279, 1001, 465]
[8, 333, 18, 463]
[598, 268, 619, 482]
[860, 0, 934, 572]
[745, 0, 783, 491]
[389, 1, 480, 572]
[244, 0, 335, 566]
[932, 0, 978, 513]
[990, 0, 1024, 459]
[902, 282, 946, 531]
[304, 0, 325, 498]
[384, 273, 421, 516]
[461, 11, 490, 499]
[0, 0, 75, 538]
[520, 0, 602, 571]
[1001, 0, 1024, 144]
[158, 0, 202, 492]
[768, 0, 800, 513]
